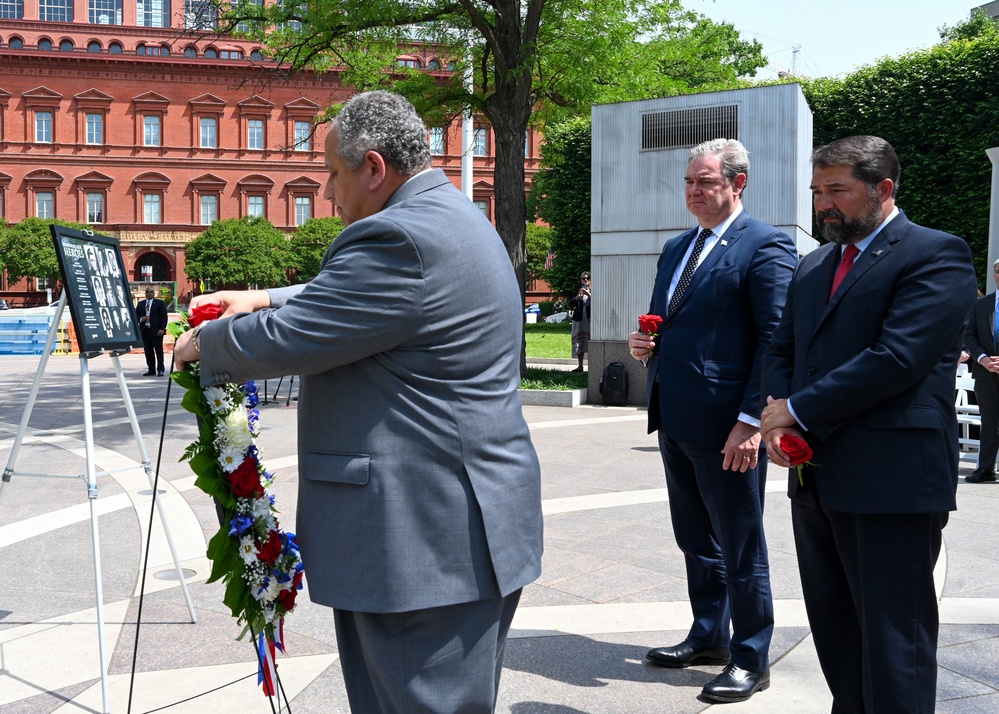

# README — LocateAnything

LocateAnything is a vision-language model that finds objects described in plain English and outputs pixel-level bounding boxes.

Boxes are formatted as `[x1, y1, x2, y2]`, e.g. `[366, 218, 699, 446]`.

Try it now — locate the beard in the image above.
[817, 191, 884, 245]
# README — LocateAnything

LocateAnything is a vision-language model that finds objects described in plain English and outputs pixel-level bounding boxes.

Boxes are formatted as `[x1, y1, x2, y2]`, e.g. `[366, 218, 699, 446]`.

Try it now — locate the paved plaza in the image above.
[1, 352, 998, 713]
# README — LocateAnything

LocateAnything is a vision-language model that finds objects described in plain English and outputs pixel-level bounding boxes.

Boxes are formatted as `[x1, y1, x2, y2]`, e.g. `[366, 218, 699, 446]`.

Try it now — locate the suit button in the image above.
[663, 322, 671, 329]
[806, 368, 816, 376]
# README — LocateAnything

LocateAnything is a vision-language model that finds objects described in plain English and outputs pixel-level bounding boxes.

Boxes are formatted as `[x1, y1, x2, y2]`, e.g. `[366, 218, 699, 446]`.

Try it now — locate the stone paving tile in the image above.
[0, 680, 99, 714]
[940, 551, 999, 597]
[520, 585, 599, 608]
[937, 626, 999, 690]
[549, 562, 678, 604]
[534, 547, 618, 588]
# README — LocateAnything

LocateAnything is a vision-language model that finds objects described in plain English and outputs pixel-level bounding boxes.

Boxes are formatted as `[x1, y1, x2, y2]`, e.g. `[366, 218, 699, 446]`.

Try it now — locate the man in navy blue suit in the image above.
[629, 138, 796, 703]
[761, 135, 977, 712]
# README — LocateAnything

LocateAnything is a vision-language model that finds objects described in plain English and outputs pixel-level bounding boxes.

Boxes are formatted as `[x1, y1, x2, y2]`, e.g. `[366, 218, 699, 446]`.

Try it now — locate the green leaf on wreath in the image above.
[170, 369, 199, 390]
[223, 564, 249, 617]
[181, 389, 210, 419]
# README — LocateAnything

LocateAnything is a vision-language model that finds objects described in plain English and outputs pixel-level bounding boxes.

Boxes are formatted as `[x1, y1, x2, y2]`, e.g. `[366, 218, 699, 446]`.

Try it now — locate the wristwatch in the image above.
[191, 323, 204, 354]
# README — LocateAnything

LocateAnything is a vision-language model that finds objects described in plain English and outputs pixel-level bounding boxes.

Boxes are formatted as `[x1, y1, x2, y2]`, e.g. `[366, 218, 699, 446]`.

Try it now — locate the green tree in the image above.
[215, 0, 765, 304]
[288, 216, 345, 281]
[0, 217, 86, 284]
[528, 115, 591, 298]
[799, 14, 999, 284]
[185, 217, 291, 289]
[525, 223, 552, 284]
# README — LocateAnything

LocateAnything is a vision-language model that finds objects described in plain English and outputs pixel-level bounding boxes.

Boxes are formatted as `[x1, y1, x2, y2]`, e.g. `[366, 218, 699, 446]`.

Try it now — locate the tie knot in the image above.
[698, 227, 713, 242]
[842, 244, 860, 262]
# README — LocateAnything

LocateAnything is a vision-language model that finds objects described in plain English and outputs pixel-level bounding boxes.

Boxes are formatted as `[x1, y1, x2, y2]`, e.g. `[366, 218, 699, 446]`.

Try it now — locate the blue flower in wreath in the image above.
[229, 513, 255, 537]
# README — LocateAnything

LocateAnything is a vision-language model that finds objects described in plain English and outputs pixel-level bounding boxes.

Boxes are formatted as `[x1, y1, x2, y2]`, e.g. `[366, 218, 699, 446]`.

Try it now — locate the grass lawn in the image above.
[521, 367, 588, 390]
[525, 321, 572, 360]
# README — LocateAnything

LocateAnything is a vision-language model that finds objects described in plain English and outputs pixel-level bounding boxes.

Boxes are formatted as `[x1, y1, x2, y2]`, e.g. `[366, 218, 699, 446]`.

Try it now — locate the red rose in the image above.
[638, 314, 663, 335]
[293, 570, 303, 590]
[779, 433, 813, 465]
[277, 587, 298, 612]
[188, 303, 224, 327]
[256, 530, 283, 565]
[229, 457, 263, 499]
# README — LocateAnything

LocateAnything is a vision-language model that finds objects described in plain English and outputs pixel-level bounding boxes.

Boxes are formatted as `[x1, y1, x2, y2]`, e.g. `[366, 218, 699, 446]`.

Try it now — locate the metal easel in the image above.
[0, 292, 197, 714]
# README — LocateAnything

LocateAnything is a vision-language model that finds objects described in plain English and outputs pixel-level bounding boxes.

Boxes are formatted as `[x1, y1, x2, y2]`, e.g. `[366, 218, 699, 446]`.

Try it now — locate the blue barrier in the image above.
[0, 316, 55, 355]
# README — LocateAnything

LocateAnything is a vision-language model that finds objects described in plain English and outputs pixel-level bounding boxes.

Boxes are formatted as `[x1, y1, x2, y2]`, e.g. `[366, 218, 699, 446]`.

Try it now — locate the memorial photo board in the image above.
[51, 225, 142, 353]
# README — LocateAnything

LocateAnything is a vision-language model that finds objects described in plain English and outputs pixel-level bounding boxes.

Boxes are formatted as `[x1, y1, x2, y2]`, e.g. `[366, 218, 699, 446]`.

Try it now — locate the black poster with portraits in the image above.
[51, 225, 142, 353]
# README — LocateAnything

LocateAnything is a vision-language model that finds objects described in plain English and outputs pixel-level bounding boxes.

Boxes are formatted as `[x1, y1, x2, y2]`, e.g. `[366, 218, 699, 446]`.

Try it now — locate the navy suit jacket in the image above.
[761, 212, 977, 514]
[136, 297, 167, 333]
[646, 210, 797, 447]
[964, 292, 996, 381]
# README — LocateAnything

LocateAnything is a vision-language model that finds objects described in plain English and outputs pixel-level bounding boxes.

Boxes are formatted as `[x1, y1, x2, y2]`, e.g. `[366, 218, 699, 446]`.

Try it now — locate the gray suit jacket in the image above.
[198, 169, 543, 613]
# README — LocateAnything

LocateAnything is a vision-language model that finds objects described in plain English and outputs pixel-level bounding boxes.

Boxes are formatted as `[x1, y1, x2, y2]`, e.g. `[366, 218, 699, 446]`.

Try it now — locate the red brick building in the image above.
[0, 2, 539, 306]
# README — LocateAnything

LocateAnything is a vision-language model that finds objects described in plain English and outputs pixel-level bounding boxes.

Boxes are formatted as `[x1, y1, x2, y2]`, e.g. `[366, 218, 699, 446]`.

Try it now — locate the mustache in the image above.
[816, 208, 845, 223]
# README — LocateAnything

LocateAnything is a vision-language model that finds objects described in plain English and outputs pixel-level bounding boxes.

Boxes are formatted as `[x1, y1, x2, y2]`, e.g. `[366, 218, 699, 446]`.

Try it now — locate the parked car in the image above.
[545, 311, 569, 323]
[524, 304, 540, 315]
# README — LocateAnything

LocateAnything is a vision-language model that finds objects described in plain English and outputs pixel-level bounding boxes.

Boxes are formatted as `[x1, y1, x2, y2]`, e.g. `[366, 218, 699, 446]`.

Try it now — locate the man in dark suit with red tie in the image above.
[963, 259, 999, 483]
[628, 138, 796, 704]
[761, 135, 977, 712]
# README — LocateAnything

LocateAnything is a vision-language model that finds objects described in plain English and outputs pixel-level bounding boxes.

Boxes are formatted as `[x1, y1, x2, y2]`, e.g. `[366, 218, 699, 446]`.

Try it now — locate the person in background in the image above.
[964, 258, 999, 483]
[569, 271, 591, 372]
[135, 287, 167, 376]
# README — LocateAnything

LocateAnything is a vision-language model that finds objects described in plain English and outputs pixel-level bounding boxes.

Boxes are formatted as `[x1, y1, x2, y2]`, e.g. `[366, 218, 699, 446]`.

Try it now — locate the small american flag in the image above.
[544, 251, 555, 270]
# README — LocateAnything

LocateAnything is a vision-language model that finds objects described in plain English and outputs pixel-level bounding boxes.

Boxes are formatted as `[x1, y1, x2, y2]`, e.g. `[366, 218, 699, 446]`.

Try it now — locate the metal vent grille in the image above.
[641, 105, 738, 151]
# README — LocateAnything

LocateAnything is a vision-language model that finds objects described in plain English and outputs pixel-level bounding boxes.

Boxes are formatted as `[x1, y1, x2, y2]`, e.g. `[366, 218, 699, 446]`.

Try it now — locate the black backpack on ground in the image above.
[599, 362, 629, 406]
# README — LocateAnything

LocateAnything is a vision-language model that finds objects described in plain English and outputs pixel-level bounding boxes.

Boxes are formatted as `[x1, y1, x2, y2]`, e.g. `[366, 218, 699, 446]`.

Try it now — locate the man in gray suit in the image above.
[174, 91, 543, 713]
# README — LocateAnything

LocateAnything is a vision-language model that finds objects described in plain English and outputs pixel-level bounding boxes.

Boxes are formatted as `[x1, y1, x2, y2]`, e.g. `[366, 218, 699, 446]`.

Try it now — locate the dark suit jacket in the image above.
[761, 212, 977, 514]
[646, 210, 797, 447]
[136, 297, 167, 333]
[197, 169, 543, 614]
[965, 292, 997, 381]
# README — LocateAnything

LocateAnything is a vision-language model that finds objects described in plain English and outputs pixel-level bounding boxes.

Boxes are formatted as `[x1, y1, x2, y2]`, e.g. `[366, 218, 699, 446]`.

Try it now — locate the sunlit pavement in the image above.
[1, 353, 998, 713]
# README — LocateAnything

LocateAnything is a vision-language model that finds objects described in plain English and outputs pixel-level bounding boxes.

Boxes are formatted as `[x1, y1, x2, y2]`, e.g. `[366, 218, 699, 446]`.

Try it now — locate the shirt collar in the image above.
[699, 203, 743, 239]
[843, 206, 899, 257]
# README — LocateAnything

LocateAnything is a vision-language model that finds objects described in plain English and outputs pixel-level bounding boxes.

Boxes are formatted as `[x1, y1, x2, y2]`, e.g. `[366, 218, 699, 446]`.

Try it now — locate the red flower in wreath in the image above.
[188, 303, 224, 327]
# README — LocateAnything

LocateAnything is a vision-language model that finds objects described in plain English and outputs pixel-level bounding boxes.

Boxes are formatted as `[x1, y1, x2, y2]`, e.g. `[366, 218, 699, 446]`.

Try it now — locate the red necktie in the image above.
[829, 244, 860, 300]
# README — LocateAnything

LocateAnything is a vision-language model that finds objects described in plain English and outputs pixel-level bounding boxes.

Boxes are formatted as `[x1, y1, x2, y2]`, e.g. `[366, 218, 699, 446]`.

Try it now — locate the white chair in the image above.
[955, 372, 980, 462]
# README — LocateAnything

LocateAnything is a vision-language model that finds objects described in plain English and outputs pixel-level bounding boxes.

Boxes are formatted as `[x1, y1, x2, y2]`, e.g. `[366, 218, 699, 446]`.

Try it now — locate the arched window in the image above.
[38, 38, 53, 50]
[183, 45, 197, 58]
[87, 40, 102, 52]
[108, 42, 123, 54]
[204, 47, 217, 58]
[59, 39, 74, 51]
[134, 252, 171, 283]
[428, 59, 441, 70]
[9, 37, 24, 49]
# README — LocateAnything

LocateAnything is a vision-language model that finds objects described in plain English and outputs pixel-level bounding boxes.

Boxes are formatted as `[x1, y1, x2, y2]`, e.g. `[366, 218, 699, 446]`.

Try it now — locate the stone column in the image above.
[987, 148, 999, 276]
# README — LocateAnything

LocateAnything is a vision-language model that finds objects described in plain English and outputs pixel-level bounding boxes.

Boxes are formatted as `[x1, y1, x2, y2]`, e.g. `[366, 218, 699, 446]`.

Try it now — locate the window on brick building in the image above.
[36, 191, 55, 219]
[220, 49, 242, 60]
[40, 0, 72, 21]
[473, 127, 487, 157]
[38, 38, 53, 50]
[473, 200, 488, 219]
[137, 43, 168, 56]
[89, 0, 122, 24]
[236, 0, 262, 32]
[0, 0, 23, 19]
[200, 117, 217, 148]
[86, 113, 104, 144]
[295, 196, 311, 226]
[397, 58, 420, 69]
[276, 0, 301, 31]
[429, 127, 444, 156]
[200, 194, 218, 224]
[428, 59, 441, 70]
[293, 120, 311, 151]
[87, 40, 102, 52]
[204, 47, 218, 58]
[144, 193, 161, 223]
[108, 42, 123, 53]
[183, 45, 197, 58]
[9, 37, 24, 48]
[35, 111, 54, 143]
[87, 192, 104, 223]
[143, 115, 161, 146]
[250, 49, 263, 61]
[137, 0, 169, 27]
[184, 0, 216, 29]
[60, 39, 74, 51]
[247, 194, 264, 218]
[247, 118, 264, 150]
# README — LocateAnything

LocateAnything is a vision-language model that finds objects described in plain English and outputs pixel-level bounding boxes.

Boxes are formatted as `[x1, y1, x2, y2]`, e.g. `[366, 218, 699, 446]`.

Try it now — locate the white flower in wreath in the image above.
[251, 496, 273, 521]
[252, 575, 283, 603]
[217, 406, 253, 453]
[238, 535, 259, 565]
[218, 444, 246, 473]
[203, 386, 233, 415]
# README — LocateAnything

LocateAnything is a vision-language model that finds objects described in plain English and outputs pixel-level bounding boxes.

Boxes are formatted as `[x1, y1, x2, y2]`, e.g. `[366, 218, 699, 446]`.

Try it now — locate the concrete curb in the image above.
[519, 388, 587, 407]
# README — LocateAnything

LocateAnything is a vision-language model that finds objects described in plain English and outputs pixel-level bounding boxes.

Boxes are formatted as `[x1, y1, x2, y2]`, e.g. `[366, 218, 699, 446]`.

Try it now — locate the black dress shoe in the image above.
[966, 469, 996, 483]
[142, 370, 156, 376]
[157, 371, 164, 376]
[701, 664, 770, 703]
[646, 640, 731, 668]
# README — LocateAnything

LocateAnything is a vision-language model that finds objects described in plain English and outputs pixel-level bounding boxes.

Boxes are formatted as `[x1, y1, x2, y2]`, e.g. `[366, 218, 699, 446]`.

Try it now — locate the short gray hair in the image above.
[333, 91, 431, 176]
[688, 138, 750, 183]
